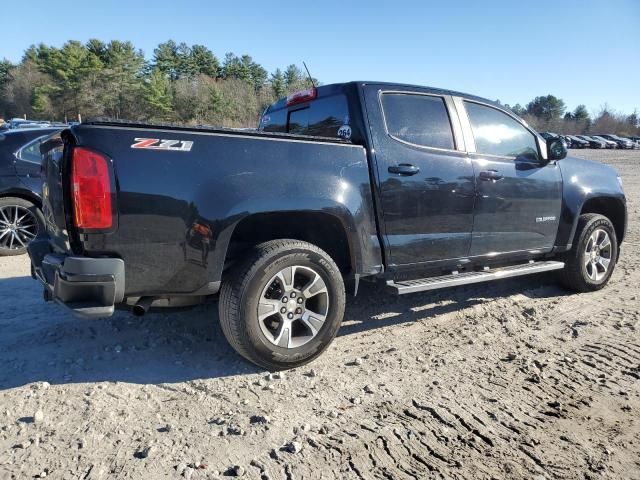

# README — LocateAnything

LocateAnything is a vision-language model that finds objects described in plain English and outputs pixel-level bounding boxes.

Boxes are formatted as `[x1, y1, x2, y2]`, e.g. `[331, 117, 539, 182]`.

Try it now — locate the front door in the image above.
[364, 87, 476, 267]
[460, 100, 562, 256]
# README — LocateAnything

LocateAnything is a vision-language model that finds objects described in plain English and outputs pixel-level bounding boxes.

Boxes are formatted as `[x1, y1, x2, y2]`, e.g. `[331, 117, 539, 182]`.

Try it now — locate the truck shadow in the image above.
[0, 273, 569, 390]
[340, 273, 570, 336]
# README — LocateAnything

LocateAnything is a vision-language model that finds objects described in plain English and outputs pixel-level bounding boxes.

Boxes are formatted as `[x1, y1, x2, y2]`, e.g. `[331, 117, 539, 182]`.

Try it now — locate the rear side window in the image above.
[381, 93, 454, 150]
[261, 94, 349, 138]
[18, 136, 46, 163]
[464, 101, 539, 160]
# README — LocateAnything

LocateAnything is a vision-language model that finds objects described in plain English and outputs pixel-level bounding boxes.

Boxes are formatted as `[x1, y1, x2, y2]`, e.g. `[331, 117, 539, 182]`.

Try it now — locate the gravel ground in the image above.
[0, 149, 639, 480]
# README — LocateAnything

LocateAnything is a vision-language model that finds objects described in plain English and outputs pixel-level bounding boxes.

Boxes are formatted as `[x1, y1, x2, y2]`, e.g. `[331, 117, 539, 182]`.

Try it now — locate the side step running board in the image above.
[387, 260, 565, 295]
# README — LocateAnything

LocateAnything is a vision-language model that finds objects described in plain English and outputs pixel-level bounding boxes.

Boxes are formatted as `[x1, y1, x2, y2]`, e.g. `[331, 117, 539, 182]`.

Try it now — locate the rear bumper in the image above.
[27, 236, 124, 318]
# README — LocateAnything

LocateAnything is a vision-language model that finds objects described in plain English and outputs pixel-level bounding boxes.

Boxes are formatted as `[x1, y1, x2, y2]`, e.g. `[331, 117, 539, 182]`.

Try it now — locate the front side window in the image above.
[465, 101, 539, 160]
[381, 93, 455, 150]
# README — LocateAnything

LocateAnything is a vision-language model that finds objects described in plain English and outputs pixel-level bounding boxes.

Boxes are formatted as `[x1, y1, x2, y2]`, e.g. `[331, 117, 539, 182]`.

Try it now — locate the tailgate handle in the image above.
[388, 164, 420, 176]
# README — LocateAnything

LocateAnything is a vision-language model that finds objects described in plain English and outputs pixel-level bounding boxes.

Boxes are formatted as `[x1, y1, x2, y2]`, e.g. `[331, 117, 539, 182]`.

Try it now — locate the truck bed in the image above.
[37, 120, 382, 303]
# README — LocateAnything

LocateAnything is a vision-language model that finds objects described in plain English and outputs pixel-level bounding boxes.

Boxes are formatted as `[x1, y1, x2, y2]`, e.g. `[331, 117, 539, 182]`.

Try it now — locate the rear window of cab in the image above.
[260, 94, 350, 138]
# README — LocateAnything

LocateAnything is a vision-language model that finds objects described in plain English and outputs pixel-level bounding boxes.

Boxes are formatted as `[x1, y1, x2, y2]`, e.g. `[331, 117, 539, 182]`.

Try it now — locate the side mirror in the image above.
[547, 137, 567, 161]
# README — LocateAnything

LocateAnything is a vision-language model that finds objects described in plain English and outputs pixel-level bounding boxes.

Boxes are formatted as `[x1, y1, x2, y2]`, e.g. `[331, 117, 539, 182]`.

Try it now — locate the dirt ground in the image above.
[0, 149, 638, 480]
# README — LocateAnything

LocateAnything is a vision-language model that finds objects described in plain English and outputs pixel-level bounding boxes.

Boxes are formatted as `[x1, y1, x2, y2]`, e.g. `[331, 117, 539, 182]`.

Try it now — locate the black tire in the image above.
[218, 239, 346, 370]
[559, 213, 618, 292]
[0, 197, 44, 256]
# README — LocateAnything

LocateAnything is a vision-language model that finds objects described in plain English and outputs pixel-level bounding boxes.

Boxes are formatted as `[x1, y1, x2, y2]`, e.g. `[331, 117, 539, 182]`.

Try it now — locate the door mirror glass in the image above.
[547, 138, 567, 160]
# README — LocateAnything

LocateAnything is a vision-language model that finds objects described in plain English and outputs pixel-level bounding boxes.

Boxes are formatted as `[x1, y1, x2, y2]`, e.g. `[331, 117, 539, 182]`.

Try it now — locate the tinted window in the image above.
[381, 93, 454, 150]
[18, 136, 46, 163]
[288, 108, 309, 135]
[260, 108, 287, 133]
[304, 96, 348, 137]
[465, 102, 539, 160]
[261, 94, 349, 138]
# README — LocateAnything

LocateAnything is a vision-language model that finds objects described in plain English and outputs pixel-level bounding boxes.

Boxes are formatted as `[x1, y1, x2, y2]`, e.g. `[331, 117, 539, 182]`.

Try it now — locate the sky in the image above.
[3, 0, 639, 115]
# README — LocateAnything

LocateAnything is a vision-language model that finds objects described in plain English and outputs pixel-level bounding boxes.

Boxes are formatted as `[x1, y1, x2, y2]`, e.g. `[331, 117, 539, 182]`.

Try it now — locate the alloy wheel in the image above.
[584, 228, 612, 282]
[0, 205, 38, 251]
[257, 265, 329, 349]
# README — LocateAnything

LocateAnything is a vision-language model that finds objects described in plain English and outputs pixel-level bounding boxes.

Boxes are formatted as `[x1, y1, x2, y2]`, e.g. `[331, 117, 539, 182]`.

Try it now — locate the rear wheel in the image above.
[559, 213, 618, 292]
[218, 239, 346, 370]
[0, 197, 43, 256]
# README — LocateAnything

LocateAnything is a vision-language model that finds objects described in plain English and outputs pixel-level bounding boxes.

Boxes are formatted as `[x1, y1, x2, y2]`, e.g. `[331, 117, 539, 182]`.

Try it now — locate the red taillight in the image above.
[286, 87, 317, 107]
[71, 147, 112, 230]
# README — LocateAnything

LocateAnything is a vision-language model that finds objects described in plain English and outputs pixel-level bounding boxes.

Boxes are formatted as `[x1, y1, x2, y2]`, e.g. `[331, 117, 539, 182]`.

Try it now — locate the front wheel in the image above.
[218, 239, 346, 370]
[559, 213, 618, 292]
[0, 197, 43, 256]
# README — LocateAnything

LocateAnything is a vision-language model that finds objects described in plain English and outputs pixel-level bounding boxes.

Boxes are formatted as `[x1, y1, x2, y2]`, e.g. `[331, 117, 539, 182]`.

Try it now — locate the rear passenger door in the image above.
[364, 86, 476, 267]
[456, 99, 562, 256]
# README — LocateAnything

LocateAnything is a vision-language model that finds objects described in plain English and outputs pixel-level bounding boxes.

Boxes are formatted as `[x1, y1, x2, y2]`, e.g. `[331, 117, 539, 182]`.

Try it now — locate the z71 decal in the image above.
[131, 138, 194, 152]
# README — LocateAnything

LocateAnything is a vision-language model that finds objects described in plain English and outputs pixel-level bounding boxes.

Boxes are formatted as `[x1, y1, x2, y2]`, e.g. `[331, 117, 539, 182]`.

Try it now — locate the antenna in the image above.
[303, 62, 317, 89]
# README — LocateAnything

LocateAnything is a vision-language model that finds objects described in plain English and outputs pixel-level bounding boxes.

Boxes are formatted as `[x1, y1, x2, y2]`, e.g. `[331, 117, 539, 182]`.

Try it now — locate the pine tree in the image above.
[284, 64, 302, 88]
[572, 105, 590, 121]
[175, 42, 194, 78]
[0, 59, 13, 96]
[100, 41, 145, 119]
[270, 69, 285, 99]
[190, 45, 220, 78]
[86, 39, 108, 64]
[525, 95, 566, 121]
[145, 69, 173, 120]
[153, 40, 180, 81]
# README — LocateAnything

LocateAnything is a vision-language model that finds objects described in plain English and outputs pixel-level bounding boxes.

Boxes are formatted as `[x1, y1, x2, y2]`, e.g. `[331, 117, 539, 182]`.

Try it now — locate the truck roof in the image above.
[265, 81, 503, 113]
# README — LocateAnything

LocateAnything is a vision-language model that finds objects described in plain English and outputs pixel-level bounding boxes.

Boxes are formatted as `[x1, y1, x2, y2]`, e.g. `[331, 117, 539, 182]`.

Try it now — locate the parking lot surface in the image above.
[1, 149, 639, 479]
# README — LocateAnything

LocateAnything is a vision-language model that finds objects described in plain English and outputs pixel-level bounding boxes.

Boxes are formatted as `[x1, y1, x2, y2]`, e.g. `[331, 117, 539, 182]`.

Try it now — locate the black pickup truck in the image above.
[28, 81, 626, 370]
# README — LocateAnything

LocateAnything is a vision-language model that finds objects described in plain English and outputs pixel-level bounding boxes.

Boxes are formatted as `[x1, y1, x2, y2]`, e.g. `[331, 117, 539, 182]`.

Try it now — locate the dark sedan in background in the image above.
[0, 128, 61, 255]
[576, 135, 606, 148]
[565, 135, 589, 148]
[597, 134, 634, 149]
[590, 135, 617, 149]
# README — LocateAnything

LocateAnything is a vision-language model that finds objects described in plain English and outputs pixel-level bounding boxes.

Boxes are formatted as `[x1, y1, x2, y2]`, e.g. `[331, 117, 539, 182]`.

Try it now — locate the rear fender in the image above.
[213, 197, 383, 281]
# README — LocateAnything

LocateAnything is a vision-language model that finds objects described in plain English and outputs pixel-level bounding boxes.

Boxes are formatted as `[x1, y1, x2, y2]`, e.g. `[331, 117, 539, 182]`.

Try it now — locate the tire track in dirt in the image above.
[1, 149, 639, 479]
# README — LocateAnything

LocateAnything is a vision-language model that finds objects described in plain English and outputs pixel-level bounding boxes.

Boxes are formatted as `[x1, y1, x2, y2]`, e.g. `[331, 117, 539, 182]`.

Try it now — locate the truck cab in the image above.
[260, 82, 578, 275]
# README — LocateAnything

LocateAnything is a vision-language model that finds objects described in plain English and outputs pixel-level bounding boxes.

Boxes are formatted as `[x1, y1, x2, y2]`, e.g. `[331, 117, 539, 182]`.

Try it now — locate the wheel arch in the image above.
[0, 188, 42, 209]
[579, 196, 626, 245]
[223, 210, 356, 277]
